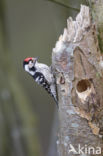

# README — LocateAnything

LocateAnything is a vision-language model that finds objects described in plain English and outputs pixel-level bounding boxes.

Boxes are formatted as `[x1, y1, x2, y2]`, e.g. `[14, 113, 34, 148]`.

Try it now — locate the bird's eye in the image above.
[28, 60, 34, 68]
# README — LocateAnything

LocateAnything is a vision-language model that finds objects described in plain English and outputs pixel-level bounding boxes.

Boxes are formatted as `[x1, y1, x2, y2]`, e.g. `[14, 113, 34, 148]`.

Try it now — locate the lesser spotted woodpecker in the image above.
[23, 57, 58, 106]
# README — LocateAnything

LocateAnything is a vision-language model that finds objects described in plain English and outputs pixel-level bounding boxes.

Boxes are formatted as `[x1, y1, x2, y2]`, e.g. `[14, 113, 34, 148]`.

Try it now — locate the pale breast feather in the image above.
[35, 62, 53, 83]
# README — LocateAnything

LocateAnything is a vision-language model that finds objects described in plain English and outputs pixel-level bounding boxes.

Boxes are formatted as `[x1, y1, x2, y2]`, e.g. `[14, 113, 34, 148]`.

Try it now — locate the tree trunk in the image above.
[52, 5, 103, 156]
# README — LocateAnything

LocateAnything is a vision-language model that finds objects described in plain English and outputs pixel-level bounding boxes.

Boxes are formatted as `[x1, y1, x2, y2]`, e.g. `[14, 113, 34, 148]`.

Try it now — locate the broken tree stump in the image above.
[52, 5, 103, 156]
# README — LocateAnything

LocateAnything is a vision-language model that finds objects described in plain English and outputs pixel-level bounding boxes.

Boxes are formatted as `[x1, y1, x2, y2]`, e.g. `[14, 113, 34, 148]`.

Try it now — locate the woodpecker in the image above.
[23, 57, 58, 106]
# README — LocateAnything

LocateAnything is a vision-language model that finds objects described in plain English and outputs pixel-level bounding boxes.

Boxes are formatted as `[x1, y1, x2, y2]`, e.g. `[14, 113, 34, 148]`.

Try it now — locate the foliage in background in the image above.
[0, 0, 41, 156]
[48, 0, 87, 10]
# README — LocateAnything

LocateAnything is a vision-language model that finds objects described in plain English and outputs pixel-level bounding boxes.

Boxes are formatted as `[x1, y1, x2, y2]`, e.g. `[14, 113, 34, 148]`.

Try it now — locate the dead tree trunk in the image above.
[52, 5, 103, 156]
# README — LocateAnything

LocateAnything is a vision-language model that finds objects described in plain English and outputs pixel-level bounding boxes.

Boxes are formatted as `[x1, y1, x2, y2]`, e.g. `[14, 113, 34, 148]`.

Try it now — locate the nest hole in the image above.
[76, 79, 91, 93]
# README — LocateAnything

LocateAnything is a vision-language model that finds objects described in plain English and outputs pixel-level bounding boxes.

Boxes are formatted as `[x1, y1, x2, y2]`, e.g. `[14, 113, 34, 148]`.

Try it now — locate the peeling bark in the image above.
[52, 5, 103, 156]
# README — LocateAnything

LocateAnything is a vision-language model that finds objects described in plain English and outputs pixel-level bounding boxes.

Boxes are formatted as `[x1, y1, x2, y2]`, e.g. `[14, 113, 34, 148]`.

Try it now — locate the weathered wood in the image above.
[52, 5, 103, 156]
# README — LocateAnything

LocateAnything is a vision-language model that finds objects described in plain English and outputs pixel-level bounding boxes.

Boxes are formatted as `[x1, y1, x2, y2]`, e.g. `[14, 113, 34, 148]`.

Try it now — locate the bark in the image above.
[52, 5, 103, 156]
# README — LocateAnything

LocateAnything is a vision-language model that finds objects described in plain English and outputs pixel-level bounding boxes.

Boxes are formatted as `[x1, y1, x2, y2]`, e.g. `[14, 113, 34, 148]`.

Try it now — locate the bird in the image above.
[23, 57, 58, 106]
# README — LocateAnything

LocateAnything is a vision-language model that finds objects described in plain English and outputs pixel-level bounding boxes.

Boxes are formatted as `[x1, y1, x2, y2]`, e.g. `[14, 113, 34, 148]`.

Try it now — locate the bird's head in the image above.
[23, 57, 38, 76]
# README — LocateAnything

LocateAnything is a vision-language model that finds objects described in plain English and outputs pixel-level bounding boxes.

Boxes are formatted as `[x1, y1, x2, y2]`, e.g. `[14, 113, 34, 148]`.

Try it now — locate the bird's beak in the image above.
[35, 57, 38, 61]
[32, 57, 38, 63]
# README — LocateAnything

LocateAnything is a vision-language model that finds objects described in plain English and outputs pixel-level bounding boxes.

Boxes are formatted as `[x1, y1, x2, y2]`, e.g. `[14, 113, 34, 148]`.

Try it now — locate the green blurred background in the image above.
[0, 0, 86, 156]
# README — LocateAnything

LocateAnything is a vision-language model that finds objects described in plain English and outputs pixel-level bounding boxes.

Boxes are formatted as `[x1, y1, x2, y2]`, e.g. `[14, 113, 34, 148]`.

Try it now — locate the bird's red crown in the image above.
[24, 57, 33, 62]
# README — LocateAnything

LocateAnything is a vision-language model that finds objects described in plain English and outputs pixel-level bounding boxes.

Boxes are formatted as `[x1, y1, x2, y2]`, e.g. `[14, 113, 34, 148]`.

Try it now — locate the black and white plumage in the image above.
[23, 57, 58, 106]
